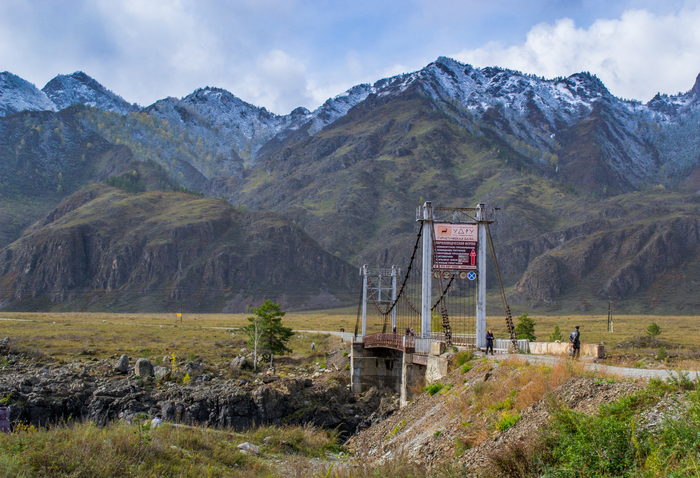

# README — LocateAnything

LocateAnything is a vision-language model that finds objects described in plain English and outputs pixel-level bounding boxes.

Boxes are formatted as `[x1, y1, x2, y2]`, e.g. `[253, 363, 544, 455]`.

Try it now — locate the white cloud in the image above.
[454, 6, 700, 101]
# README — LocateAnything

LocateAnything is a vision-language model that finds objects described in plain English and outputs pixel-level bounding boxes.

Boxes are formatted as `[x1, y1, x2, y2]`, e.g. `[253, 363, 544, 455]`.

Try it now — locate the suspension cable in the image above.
[484, 220, 518, 352]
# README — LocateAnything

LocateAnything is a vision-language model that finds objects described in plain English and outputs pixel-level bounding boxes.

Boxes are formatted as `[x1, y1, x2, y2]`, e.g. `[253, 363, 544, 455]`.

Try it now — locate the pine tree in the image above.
[243, 300, 294, 367]
[549, 325, 563, 342]
[514, 313, 536, 341]
[646, 322, 661, 345]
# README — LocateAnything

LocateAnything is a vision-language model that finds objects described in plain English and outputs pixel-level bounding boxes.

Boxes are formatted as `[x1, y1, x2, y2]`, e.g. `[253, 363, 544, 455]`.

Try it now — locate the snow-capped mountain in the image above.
[143, 83, 374, 162]
[0, 72, 56, 116]
[362, 57, 700, 190]
[42, 72, 138, 115]
[3, 59, 700, 190]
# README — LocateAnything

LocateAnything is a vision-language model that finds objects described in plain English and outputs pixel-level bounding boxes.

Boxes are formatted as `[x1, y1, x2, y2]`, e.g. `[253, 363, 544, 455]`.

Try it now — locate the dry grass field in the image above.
[0, 308, 698, 369]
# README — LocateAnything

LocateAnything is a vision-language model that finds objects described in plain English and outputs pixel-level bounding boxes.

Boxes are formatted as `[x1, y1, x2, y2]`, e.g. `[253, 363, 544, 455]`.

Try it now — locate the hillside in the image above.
[1, 58, 700, 312]
[0, 183, 355, 312]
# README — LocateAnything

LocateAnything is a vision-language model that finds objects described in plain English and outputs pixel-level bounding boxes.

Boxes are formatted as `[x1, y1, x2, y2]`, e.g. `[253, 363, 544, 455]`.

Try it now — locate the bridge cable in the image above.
[484, 220, 518, 352]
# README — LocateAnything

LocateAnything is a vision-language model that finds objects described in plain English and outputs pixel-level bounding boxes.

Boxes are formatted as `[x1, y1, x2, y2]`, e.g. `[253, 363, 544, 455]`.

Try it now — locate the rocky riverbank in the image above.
[0, 352, 395, 439]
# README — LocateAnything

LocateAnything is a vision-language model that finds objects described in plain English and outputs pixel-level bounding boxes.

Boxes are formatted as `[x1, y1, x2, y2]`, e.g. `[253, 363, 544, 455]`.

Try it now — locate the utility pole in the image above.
[607, 300, 613, 333]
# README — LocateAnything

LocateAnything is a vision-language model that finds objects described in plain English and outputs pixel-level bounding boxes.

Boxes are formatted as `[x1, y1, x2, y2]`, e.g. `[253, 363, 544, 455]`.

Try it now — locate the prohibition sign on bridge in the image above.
[433, 223, 478, 271]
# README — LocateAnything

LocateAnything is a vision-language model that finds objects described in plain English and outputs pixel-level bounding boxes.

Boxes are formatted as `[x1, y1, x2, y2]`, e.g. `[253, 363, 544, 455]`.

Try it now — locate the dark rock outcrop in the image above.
[0, 360, 385, 438]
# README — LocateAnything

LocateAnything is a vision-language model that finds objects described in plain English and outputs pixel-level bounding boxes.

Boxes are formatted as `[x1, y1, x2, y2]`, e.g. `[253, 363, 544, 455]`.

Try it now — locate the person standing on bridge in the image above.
[486, 330, 494, 355]
[569, 326, 580, 359]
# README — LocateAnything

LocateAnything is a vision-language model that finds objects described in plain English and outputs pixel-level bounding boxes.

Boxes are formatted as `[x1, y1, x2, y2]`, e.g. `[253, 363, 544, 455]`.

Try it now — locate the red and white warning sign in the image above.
[433, 223, 478, 271]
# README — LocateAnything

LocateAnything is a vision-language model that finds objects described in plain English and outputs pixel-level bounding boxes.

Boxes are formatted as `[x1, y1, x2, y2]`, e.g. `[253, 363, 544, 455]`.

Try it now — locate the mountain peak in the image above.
[691, 72, 700, 99]
[0, 71, 56, 116]
[43, 72, 138, 114]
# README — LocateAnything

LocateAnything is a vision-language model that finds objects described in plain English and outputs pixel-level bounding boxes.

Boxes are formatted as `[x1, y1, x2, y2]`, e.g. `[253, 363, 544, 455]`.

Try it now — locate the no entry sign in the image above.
[432, 223, 478, 271]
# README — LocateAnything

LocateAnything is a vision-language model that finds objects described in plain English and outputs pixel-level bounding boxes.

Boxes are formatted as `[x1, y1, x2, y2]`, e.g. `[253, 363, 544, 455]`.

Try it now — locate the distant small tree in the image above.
[243, 300, 294, 368]
[549, 325, 563, 342]
[646, 322, 661, 345]
[514, 313, 536, 341]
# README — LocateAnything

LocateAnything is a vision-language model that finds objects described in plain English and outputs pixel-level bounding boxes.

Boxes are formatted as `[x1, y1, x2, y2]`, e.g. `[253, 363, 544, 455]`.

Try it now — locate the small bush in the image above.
[461, 362, 473, 374]
[426, 383, 444, 396]
[496, 411, 521, 431]
[657, 347, 667, 361]
[344, 364, 350, 370]
[455, 350, 474, 366]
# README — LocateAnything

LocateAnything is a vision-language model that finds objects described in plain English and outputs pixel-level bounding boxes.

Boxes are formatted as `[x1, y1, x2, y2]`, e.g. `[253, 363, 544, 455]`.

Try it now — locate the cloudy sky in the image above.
[1, 0, 699, 114]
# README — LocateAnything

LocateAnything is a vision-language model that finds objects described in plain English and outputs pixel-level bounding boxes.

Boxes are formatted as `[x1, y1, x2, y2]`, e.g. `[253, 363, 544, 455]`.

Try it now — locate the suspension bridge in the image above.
[349, 202, 523, 405]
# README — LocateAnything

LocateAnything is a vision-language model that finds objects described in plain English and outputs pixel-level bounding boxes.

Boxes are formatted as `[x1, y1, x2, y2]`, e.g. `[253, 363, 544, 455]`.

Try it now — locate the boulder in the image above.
[134, 358, 154, 377]
[154, 366, 170, 381]
[114, 354, 129, 373]
[230, 355, 248, 371]
[184, 362, 202, 377]
[237, 442, 260, 455]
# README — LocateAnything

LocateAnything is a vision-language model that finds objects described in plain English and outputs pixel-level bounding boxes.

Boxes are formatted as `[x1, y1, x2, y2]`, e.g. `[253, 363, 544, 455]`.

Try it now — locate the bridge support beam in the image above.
[476, 203, 486, 349]
[361, 265, 368, 337]
[400, 352, 426, 407]
[421, 201, 432, 338]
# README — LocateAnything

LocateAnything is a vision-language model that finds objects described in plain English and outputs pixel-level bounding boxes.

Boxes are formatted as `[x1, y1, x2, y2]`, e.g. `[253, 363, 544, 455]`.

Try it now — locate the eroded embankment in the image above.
[347, 356, 647, 473]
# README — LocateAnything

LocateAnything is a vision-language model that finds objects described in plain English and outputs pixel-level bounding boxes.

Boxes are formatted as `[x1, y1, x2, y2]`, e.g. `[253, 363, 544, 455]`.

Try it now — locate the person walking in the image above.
[486, 330, 494, 355]
[311, 342, 315, 351]
[569, 326, 581, 359]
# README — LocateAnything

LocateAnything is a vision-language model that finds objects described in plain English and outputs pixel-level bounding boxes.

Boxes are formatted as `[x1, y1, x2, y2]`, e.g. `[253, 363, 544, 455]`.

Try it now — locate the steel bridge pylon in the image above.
[352, 201, 519, 403]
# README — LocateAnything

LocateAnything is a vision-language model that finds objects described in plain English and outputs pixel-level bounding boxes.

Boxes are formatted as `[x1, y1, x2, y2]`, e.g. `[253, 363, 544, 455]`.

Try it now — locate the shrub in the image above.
[455, 350, 474, 366]
[657, 347, 667, 361]
[461, 362, 473, 374]
[496, 411, 521, 431]
[426, 383, 444, 396]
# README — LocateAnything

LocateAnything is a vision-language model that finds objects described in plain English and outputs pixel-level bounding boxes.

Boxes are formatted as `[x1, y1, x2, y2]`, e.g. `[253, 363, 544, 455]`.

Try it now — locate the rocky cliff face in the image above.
[0, 184, 355, 312]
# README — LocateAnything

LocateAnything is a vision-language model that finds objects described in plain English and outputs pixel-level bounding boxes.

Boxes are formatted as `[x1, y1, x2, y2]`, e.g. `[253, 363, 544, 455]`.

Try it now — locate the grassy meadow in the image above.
[0, 307, 698, 369]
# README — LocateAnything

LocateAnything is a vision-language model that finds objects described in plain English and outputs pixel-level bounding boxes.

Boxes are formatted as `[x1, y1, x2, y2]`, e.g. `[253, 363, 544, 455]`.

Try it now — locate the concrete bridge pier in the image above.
[351, 338, 453, 407]
[350, 342, 403, 394]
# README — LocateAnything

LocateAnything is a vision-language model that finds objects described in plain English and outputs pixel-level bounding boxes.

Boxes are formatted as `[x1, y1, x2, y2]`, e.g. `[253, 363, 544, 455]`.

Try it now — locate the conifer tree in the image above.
[243, 300, 294, 367]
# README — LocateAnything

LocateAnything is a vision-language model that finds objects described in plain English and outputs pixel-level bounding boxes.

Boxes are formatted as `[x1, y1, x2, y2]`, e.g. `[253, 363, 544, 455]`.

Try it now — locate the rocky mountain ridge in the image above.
[2, 59, 700, 312]
[0, 183, 355, 312]
[43, 71, 139, 115]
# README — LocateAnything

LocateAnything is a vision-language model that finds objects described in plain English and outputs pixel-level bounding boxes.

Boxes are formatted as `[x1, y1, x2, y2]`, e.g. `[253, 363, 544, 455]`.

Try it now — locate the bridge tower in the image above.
[417, 201, 487, 345]
[360, 265, 398, 337]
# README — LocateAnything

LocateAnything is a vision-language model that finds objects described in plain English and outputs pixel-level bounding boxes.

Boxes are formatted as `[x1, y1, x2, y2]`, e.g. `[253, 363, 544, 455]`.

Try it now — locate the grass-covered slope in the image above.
[0, 184, 355, 312]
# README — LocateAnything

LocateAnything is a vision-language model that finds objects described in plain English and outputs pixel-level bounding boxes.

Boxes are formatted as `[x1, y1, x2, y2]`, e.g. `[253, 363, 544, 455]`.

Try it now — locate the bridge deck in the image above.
[361, 333, 416, 353]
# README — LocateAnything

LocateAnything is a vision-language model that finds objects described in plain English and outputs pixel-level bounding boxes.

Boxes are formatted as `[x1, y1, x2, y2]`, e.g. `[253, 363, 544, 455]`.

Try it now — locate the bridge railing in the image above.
[494, 338, 529, 353]
[362, 333, 416, 352]
[429, 333, 477, 347]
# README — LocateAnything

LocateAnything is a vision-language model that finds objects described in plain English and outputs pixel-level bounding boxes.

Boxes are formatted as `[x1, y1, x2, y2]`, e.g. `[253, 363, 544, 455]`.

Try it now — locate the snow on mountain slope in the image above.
[0, 72, 56, 117]
[42, 72, 138, 115]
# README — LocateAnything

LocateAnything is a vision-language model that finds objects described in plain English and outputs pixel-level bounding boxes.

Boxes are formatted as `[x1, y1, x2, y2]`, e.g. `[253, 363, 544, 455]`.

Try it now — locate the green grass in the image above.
[0, 420, 342, 477]
[425, 383, 445, 396]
